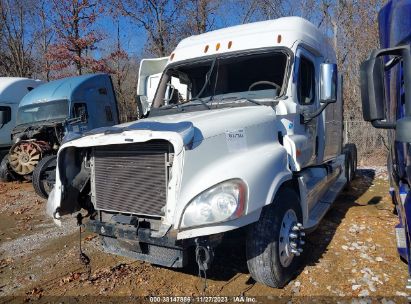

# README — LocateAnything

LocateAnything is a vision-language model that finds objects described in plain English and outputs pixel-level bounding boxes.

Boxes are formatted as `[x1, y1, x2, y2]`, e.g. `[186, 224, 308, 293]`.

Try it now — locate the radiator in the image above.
[92, 140, 172, 216]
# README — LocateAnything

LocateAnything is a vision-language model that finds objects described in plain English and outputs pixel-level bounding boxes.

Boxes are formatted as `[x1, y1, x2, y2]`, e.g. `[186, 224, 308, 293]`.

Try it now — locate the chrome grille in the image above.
[92, 141, 172, 216]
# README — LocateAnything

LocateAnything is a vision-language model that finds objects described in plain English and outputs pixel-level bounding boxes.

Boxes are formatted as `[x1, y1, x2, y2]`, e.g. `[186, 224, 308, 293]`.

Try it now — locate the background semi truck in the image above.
[0, 74, 120, 199]
[46, 17, 357, 288]
[360, 0, 411, 289]
[0, 78, 43, 160]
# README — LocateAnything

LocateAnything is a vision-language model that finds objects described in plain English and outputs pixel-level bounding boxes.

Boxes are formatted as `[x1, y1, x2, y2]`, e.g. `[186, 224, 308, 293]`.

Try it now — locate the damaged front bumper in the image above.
[86, 220, 188, 268]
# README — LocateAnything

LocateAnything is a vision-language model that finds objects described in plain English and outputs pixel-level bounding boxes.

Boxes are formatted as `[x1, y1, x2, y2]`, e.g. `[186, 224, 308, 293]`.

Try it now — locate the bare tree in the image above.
[115, 0, 181, 57]
[0, 0, 36, 77]
[34, 0, 54, 81]
[108, 19, 137, 122]
[178, 0, 221, 35]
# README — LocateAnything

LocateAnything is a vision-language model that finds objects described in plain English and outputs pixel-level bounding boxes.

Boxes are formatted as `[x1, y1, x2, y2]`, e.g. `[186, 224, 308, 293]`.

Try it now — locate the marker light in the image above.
[204, 45, 209, 53]
[228, 41, 233, 49]
[277, 34, 282, 43]
[216, 42, 221, 51]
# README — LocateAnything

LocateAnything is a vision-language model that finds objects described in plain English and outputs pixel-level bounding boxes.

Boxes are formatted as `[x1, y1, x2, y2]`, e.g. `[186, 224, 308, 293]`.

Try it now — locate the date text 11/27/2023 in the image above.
[149, 296, 257, 303]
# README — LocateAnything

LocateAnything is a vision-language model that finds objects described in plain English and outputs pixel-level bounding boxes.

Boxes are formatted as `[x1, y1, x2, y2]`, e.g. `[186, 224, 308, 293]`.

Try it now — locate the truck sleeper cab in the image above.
[0, 78, 43, 161]
[48, 17, 357, 288]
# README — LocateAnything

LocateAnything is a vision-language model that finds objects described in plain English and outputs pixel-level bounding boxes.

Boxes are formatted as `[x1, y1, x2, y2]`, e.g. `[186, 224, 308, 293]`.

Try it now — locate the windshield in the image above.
[152, 49, 290, 110]
[17, 99, 69, 125]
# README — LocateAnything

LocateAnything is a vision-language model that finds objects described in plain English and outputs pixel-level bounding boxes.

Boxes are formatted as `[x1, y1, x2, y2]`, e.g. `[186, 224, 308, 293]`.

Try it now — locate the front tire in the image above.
[32, 155, 57, 199]
[246, 188, 303, 288]
[0, 154, 18, 182]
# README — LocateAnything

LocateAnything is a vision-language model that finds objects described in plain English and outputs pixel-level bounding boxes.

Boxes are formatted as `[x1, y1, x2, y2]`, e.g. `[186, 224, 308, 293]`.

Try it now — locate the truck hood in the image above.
[73, 106, 276, 146]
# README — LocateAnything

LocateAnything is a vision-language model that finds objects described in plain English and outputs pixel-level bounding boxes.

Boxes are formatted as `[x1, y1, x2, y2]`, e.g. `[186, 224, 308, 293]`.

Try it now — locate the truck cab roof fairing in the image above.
[170, 17, 336, 65]
[19, 74, 110, 107]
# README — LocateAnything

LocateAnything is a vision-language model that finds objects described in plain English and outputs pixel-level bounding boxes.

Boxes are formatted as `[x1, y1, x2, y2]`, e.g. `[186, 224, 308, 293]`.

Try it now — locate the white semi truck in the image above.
[0, 78, 43, 168]
[47, 17, 357, 288]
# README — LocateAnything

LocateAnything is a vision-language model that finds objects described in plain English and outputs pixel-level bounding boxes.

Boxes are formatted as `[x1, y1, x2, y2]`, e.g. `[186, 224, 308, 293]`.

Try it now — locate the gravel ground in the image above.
[0, 167, 409, 303]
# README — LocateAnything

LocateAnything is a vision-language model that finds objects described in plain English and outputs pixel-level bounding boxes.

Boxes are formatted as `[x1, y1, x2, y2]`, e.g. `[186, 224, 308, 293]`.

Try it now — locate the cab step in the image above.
[305, 174, 346, 230]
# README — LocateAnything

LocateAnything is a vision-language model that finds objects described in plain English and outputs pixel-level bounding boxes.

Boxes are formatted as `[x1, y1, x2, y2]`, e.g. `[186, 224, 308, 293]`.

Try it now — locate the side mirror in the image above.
[360, 57, 386, 124]
[359, 45, 411, 129]
[0, 107, 11, 125]
[302, 64, 338, 124]
[320, 63, 337, 103]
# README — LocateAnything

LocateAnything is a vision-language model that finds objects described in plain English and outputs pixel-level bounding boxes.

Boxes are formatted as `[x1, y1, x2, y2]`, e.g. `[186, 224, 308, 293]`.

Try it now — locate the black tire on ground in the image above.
[32, 155, 57, 199]
[344, 149, 353, 187]
[345, 143, 357, 180]
[246, 187, 303, 288]
[0, 154, 18, 182]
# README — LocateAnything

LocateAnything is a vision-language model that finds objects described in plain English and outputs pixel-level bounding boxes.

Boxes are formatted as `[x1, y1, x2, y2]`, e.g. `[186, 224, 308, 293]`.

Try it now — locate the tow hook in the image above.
[289, 223, 305, 256]
[195, 238, 214, 293]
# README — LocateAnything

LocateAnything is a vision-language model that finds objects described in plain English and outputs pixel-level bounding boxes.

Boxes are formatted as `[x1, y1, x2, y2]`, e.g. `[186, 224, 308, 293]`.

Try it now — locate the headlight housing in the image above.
[180, 179, 247, 229]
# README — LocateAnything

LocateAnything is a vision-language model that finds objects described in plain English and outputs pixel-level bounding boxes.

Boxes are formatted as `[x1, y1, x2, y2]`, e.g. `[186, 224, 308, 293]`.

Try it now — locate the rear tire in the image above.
[344, 143, 357, 185]
[345, 143, 357, 180]
[32, 155, 57, 199]
[246, 188, 303, 288]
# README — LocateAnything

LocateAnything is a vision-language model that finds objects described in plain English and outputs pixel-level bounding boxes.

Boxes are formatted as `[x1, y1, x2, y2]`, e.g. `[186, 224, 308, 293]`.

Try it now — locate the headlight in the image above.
[180, 179, 247, 229]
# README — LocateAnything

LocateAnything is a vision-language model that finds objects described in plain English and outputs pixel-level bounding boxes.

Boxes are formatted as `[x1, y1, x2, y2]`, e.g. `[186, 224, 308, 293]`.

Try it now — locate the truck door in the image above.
[85, 86, 117, 130]
[70, 80, 118, 133]
[0, 104, 13, 149]
[137, 57, 168, 116]
[293, 47, 320, 167]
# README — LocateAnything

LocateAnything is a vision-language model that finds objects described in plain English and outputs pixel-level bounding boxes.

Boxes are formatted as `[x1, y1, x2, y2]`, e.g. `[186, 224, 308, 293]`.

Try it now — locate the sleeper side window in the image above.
[298, 56, 315, 105]
[0, 106, 11, 125]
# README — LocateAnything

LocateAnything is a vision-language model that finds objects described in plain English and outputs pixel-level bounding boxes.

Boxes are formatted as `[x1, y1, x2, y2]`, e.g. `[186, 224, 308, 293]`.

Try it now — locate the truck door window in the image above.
[298, 56, 315, 105]
[73, 103, 88, 119]
[0, 106, 11, 125]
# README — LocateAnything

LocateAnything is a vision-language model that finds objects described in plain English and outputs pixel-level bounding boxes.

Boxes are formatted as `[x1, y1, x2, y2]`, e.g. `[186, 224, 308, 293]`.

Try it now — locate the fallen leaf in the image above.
[85, 235, 97, 241]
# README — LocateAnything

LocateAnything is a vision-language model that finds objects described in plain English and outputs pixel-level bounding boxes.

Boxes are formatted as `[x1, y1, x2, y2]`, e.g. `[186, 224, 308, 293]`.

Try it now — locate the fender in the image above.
[175, 133, 293, 239]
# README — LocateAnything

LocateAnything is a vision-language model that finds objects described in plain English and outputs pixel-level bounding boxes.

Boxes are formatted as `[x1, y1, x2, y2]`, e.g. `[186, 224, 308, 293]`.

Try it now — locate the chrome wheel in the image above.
[278, 209, 297, 267]
[278, 210, 305, 267]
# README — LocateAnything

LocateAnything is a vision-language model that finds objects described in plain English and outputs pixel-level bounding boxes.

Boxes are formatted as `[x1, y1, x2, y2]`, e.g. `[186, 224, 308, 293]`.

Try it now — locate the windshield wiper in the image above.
[218, 96, 263, 106]
[243, 98, 263, 105]
[185, 97, 210, 109]
[157, 97, 210, 111]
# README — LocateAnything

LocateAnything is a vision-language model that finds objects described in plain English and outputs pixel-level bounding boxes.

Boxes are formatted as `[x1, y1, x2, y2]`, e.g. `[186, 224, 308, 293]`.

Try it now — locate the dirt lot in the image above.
[0, 168, 409, 302]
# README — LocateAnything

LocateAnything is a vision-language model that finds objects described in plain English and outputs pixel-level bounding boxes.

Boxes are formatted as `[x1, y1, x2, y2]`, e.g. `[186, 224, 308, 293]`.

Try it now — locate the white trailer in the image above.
[47, 17, 357, 288]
